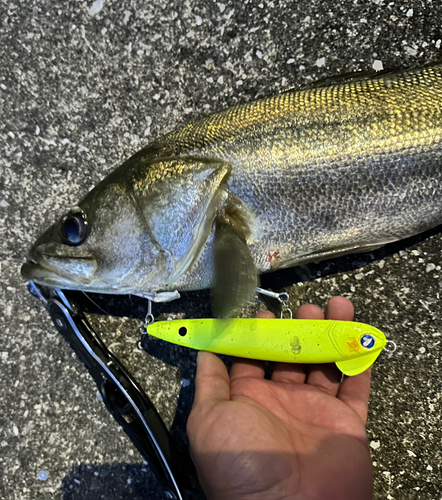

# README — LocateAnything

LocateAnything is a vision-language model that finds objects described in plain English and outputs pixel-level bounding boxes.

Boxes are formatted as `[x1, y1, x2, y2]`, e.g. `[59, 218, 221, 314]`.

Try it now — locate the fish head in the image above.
[21, 179, 174, 294]
[22, 155, 235, 295]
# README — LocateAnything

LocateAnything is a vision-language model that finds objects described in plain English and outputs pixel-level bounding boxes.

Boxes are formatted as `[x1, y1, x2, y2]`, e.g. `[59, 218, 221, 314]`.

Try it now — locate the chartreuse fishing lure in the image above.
[147, 318, 396, 376]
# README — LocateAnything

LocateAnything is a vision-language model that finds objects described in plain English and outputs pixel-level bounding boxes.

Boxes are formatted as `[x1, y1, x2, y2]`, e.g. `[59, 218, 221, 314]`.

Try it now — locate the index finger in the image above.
[338, 368, 372, 423]
[326, 297, 371, 421]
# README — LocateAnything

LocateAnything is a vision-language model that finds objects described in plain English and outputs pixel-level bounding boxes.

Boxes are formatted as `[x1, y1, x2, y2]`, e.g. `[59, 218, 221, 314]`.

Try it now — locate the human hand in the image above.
[187, 297, 373, 500]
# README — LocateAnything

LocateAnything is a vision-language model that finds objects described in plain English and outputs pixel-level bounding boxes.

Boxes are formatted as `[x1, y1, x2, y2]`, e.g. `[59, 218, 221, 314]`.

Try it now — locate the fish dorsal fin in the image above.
[132, 156, 232, 284]
[280, 65, 422, 95]
[335, 349, 384, 376]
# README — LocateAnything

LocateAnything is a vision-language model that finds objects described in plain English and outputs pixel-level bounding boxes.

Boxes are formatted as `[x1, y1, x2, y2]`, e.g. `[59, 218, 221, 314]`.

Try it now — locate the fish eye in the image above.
[60, 210, 89, 246]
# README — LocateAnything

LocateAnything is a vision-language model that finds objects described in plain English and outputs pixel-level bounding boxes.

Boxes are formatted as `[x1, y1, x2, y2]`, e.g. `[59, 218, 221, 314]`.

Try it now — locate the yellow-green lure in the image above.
[147, 318, 395, 376]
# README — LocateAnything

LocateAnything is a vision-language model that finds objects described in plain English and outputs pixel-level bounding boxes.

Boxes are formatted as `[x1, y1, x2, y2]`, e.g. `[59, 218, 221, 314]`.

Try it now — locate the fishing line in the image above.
[81, 291, 111, 316]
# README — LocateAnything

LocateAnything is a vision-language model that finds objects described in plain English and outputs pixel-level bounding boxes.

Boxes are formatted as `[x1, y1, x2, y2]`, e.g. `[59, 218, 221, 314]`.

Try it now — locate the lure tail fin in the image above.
[335, 349, 383, 376]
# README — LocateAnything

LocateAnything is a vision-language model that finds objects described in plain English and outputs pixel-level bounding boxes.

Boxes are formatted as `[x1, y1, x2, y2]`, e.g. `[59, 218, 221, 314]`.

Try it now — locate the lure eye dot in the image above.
[360, 334, 375, 349]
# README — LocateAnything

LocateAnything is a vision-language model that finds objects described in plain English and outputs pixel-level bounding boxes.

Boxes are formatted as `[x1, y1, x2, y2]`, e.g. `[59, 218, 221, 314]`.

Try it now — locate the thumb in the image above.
[193, 351, 230, 408]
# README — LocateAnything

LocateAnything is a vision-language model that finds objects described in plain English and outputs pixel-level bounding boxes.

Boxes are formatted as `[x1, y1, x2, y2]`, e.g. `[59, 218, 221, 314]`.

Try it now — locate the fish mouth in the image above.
[21, 256, 143, 296]
[21, 252, 95, 288]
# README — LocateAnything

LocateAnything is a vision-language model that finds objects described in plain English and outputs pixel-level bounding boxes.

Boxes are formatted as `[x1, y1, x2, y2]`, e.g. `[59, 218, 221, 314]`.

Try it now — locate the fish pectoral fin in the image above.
[335, 349, 384, 376]
[134, 156, 233, 283]
[213, 216, 258, 318]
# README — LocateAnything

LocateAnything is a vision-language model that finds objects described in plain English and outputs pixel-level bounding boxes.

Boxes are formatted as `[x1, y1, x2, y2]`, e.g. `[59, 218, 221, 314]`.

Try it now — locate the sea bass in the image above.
[22, 65, 442, 313]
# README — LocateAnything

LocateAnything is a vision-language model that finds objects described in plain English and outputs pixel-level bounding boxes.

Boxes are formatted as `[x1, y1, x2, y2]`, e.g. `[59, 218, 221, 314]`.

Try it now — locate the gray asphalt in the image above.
[1, 0, 442, 499]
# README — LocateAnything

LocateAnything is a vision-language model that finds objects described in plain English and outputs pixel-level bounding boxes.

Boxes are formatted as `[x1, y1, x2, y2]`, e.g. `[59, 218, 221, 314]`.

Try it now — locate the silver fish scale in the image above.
[145, 65, 442, 275]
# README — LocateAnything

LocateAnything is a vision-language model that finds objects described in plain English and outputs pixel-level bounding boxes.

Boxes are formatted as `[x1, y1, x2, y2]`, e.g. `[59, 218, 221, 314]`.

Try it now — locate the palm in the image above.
[187, 297, 373, 500]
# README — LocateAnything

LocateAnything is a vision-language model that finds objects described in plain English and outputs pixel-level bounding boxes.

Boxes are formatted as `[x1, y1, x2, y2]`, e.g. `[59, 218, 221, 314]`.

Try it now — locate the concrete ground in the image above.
[1, 0, 442, 498]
